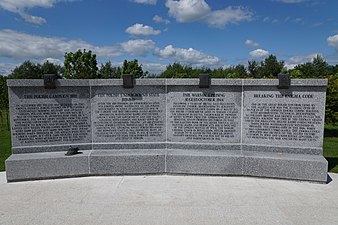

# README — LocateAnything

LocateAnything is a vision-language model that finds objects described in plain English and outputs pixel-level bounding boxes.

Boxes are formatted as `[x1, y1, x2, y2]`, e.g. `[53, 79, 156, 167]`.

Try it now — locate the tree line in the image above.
[0, 49, 337, 124]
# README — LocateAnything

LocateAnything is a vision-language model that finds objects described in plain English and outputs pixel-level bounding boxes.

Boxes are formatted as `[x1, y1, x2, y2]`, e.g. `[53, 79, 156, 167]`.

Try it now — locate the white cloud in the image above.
[97, 61, 166, 75]
[120, 39, 155, 56]
[207, 7, 253, 28]
[245, 39, 259, 48]
[126, 23, 161, 36]
[165, 0, 252, 28]
[0, 29, 157, 60]
[166, 0, 210, 23]
[153, 15, 171, 25]
[0, 0, 74, 24]
[285, 53, 321, 69]
[18, 11, 47, 24]
[155, 45, 220, 66]
[42, 58, 63, 65]
[263, 17, 279, 24]
[0, 62, 18, 75]
[274, 0, 306, 3]
[142, 62, 167, 74]
[327, 34, 338, 51]
[0, 29, 88, 59]
[249, 49, 270, 59]
[130, 0, 157, 5]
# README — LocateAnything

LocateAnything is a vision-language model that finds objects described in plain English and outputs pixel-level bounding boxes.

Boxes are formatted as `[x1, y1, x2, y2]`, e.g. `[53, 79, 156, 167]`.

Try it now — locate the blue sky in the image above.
[1, 0, 338, 75]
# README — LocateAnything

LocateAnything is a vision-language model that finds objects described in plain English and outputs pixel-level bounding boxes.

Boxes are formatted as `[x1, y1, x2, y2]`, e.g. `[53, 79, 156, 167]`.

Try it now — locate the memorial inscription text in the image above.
[169, 93, 239, 141]
[13, 103, 90, 144]
[94, 93, 164, 140]
[244, 102, 322, 141]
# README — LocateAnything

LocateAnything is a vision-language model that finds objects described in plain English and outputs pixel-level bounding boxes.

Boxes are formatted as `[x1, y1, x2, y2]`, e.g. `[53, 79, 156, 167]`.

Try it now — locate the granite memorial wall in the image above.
[5, 78, 328, 182]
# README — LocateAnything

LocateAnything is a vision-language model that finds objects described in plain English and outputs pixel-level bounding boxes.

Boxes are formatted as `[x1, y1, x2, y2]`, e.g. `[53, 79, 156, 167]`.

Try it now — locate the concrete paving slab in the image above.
[0, 172, 337, 225]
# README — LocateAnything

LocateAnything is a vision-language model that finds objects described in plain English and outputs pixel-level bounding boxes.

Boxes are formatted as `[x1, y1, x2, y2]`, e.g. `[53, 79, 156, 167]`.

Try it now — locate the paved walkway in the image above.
[0, 172, 337, 225]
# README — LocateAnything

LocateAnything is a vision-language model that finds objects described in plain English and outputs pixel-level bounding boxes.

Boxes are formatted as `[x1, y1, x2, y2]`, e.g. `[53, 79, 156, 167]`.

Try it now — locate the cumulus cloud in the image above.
[0, 29, 156, 60]
[42, 58, 63, 65]
[155, 45, 220, 66]
[0, 62, 18, 75]
[130, 0, 157, 5]
[285, 53, 321, 69]
[126, 23, 161, 36]
[166, 0, 210, 23]
[120, 39, 155, 56]
[207, 7, 253, 28]
[165, 0, 253, 28]
[153, 15, 171, 25]
[142, 62, 167, 74]
[0, 0, 74, 24]
[327, 34, 338, 51]
[245, 39, 260, 48]
[249, 49, 270, 59]
[274, 0, 306, 3]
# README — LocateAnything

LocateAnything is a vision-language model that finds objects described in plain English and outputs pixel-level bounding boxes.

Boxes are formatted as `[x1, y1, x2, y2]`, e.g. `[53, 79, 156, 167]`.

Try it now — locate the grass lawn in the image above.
[324, 124, 338, 173]
[0, 110, 11, 172]
[0, 112, 337, 173]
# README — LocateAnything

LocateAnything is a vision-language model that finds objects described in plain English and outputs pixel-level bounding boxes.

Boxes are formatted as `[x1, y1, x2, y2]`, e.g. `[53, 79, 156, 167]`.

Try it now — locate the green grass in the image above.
[0, 110, 11, 172]
[0, 110, 337, 173]
[323, 124, 338, 173]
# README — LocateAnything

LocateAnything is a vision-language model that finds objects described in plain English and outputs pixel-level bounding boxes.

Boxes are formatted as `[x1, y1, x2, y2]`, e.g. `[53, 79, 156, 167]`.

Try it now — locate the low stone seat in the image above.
[6, 149, 328, 182]
[89, 150, 166, 175]
[166, 149, 243, 175]
[6, 151, 90, 182]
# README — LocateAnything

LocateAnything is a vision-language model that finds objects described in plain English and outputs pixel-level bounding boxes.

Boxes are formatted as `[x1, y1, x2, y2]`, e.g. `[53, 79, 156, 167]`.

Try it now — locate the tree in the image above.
[98, 61, 121, 79]
[325, 75, 338, 124]
[259, 55, 285, 78]
[8, 61, 42, 79]
[40, 61, 64, 78]
[248, 60, 259, 78]
[160, 63, 188, 78]
[64, 49, 98, 79]
[295, 55, 329, 78]
[210, 67, 227, 78]
[288, 69, 303, 78]
[0, 75, 9, 130]
[160, 63, 211, 78]
[0, 75, 8, 110]
[122, 59, 143, 78]
[233, 65, 247, 78]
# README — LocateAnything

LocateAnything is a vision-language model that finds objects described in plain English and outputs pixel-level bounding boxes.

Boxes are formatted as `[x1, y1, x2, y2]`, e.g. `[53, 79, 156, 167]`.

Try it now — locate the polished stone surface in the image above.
[5, 151, 90, 182]
[6, 78, 328, 182]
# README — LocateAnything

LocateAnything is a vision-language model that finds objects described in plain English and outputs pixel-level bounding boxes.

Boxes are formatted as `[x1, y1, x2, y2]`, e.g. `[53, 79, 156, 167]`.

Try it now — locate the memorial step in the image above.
[166, 149, 243, 175]
[5, 150, 328, 183]
[243, 151, 328, 182]
[5, 151, 90, 182]
[89, 149, 166, 175]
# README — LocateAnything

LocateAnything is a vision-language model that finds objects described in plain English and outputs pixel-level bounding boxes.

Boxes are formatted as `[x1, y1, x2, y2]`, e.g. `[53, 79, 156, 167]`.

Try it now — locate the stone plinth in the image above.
[5, 78, 328, 182]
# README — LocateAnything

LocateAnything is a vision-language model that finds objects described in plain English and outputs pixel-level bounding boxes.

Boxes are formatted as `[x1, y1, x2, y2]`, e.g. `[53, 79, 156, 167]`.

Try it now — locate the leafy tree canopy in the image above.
[8, 60, 63, 79]
[64, 49, 98, 79]
[122, 59, 143, 78]
[294, 54, 329, 78]
[98, 61, 121, 79]
[258, 54, 285, 78]
[8, 61, 43, 79]
[0, 75, 9, 110]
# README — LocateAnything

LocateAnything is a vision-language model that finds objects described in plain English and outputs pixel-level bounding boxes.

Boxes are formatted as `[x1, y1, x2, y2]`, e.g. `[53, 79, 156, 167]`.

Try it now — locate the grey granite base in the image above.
[5, 151, 90, 182]
[242, 145, 323, 155]
[166, 150, 243, 175]
[243, 151, 328, 182]
[90, 150, 166, 175]
[5, 149, 328, 183]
